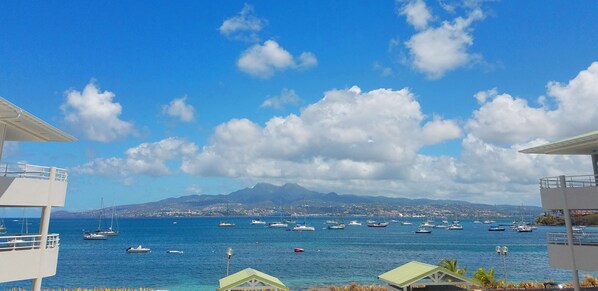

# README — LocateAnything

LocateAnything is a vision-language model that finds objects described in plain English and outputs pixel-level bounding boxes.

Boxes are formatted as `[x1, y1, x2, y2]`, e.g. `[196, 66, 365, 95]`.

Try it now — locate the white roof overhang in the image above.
[0, 97, 75, 142]
[520, 130, 598, 155]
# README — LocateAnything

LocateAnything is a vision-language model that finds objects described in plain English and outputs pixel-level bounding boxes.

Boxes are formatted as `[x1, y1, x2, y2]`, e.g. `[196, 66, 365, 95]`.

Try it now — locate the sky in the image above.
[1, 0, 598, 211]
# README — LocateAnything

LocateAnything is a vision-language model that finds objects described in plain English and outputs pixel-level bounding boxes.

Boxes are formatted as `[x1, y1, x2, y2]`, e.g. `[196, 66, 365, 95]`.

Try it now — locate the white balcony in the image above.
[0, 163, 69, 207]
[546, 232, 598, 271]
[539, 175, 598, 210]
[0, 234, 60, 283]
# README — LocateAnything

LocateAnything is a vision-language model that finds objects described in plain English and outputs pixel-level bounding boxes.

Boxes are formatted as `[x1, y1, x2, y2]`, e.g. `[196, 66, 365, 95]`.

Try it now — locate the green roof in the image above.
[218, 268, 288, 291]
[520, 130, 598, 155]
[378, 261, 475, 288]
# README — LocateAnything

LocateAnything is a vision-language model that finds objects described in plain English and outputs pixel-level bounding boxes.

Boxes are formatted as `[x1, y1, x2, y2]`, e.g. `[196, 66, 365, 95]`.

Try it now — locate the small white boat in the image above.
[401, 221, 413, 225]
[328, 223, 346, 230]
[268, 222, 288, 228]
[416, 227, 432, 234]
[83, 232, 107, 240]
[325, 220, 339, 225]
[127, 245, 151, 253]
[516, 225, 533, 232]
[348, 220, 362, 226]
[483, 220, 495, 224]
[420, 221, 435, 227]
[251, 219, 266, 225]
[367, 222, 389, 228]
[448, 224, 464, 230]
[218, 221, 236, 227]
[473, 220, 482, 224]
[167, 250, 184, 254]
[292, 224, 315, 231]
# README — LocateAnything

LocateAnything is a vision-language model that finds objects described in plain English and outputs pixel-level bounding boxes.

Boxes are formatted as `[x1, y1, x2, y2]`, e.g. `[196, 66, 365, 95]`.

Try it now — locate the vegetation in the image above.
[535, 212, 564, 225]
[536, 211, 598, 226]
[438, 258, 466, 275]
[473, 267, 497, 288]
[582, 274, 598, 287]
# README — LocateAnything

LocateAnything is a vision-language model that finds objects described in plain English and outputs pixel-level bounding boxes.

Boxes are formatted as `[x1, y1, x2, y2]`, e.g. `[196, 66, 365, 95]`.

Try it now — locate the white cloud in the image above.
[237, 40, 318, 78]
[402, 6, 484, 79]
[181, 86, 461, 180]
[261, 89, 301, 109]
[399, 0, 432, 30]
[467, 62, 598, 144]
[73, 137, 198, 179]
[373, 62, 394, 77]
[219, 4, 266, 42]
[61, 81, 136, 142]
[162, 96, 195, 122]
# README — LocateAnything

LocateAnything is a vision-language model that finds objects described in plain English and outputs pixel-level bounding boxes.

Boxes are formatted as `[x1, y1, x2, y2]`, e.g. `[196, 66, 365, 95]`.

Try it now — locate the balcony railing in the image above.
[0, 163, 68, 182]
[540, 175, 598, 189]
[0, 234, 60, 251]
[547, 232, 598, 246]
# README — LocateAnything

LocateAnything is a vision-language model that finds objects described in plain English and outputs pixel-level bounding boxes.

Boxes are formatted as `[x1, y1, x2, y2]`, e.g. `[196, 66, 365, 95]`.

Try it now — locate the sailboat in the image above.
[218, 201, 235, 227]
[97, 202, 119, 236]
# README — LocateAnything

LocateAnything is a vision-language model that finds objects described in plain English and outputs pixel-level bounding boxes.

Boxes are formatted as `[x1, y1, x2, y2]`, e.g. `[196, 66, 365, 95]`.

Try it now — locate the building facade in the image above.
[0, 97, 75, 291]
[521, 131, 598, 291]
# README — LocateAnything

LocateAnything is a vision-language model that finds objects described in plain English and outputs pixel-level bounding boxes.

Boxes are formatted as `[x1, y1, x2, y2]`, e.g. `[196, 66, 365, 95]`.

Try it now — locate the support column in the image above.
[592, 155, 598, 186]
[0, 123, 6, 162]
[560, 175, 580, 291]
[34, 168, 55, 291]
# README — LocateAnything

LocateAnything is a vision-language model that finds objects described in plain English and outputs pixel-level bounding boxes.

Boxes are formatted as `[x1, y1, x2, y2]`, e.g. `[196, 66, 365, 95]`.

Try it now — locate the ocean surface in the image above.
[1, 217, 596, 291]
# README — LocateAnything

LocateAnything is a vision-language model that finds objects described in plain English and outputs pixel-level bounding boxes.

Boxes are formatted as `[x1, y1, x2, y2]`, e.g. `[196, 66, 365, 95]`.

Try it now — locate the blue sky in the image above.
[1, 1, 598, 211]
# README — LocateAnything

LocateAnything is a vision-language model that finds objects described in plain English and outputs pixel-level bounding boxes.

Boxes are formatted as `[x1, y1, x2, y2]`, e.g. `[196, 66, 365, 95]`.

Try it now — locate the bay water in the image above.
[1, 217, 594, 290]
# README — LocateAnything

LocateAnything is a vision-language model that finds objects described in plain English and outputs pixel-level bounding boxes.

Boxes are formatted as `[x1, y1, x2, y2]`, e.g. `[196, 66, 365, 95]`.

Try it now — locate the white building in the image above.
[521, 130, 598, 291]
[0, 97, 75, 291]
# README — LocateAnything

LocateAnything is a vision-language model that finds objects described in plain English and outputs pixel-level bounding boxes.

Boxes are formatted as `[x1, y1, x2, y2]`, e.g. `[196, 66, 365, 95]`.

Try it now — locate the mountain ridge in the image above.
[53, 182, 542, 218]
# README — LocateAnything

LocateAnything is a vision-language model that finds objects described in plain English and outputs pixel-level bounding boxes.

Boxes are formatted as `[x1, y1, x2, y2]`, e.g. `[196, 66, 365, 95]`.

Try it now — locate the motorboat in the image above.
[488, 225, 506, 231]
[415, 227, 432, 234]
[292, 224, 315, 231]
[401, 221, 413, 225]
[294, 247, 304, 252]
[325, 220, 339, 225]
[473, 220, 482, 224]
[166, 250, 184, 254]
[420, 221, 435, 227]
[268, 222, 288, 228]
[127, 245, 151, 253]
[218, 221, 236, 227]
[448, 224, 464, 230]
[83, 232, 107, 240]
[328, 223, 346, 230]
[251, 219, 266, 225]
[483, 220, 495, 224]
[367, 222, 389, 228]
[516, 225, 533, 232]
[348, 220, 362, 226]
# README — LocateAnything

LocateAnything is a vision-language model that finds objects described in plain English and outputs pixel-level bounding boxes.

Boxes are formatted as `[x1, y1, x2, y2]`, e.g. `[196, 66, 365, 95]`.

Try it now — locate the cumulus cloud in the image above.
[61, 81, 136, 142]
[181, 86, 461, 180]
[261, 89, 302, 109]
[398, 0, 432, 30]
[400, 0, 485, 79]
[219, 3, 266, 42]
[162, 96, 195, 122]
[467, 62, 598, 144]
[73, 137, 198, 179]
[237, 40, 318, 78]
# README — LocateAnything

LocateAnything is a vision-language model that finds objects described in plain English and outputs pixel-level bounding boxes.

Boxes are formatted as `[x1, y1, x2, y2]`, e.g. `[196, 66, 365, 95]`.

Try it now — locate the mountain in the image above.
[53, 183, 543, 218]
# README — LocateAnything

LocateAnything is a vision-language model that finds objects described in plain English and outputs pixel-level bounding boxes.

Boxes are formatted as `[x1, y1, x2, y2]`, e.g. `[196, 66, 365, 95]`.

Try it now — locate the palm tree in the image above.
[473, 267, 496, 288]
[438, 258, 466, 275]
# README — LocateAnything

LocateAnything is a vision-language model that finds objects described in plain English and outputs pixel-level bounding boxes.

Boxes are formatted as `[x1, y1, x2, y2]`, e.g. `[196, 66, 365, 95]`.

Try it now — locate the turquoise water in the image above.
[0, 217, 593, 290]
